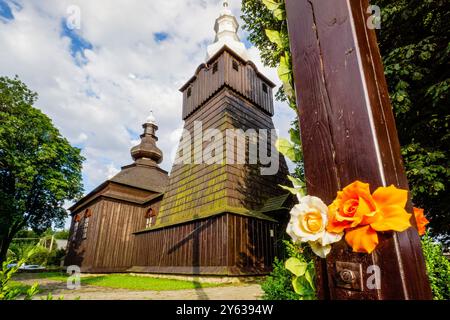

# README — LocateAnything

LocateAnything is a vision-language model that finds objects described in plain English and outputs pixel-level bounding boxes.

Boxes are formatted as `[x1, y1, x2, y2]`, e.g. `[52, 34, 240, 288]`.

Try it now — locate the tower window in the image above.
[145, 208, 157, 228]
[145, 216, 154, 228]
[262, 83, 268, 93]
[232, 60, 239, 71]
[82, 217, 89, 239]
[187, 87, 192, 98]
[82, 209, 92, 239]
[72, 222, 79, 241]
[72, 213, 82, 241]
[212, 62, 218, 74]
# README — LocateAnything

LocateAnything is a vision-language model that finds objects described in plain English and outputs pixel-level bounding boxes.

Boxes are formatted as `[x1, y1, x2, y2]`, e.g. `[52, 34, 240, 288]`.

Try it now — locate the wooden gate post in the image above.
[285, 0, 432, 299]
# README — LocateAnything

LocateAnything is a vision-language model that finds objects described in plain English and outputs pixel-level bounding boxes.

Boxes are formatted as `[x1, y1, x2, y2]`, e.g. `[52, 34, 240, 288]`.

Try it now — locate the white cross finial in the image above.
[146, 110, 156, 124]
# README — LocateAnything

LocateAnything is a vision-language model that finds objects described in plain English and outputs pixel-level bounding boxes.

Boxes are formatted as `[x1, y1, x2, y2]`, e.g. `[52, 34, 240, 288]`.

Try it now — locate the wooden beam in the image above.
[285, 0, 432, 299]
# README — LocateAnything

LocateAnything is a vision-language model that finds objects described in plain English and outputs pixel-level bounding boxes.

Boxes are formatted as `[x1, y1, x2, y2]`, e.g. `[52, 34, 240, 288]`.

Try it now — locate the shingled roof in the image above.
[258, 194, 291, 213]
[69, 113, 169, 213]
[110, 163, 168, 194]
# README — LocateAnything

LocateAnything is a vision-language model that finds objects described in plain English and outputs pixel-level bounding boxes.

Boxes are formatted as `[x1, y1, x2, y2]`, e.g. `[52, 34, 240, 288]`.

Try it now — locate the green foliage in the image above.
[275, 122, 304, 182]
[46, 248, 66, 266]
[26, 246, 51, 266]
[41, 292, 64, 300]
[41, 227, 69, 239]
[275, 138, 301, 163]
[275, 134, 305, 196]
[0, 248, 39, 300]
[421, 233, 450, 300]
[261, 257, 301, 300]
[8, 241, 65, 266]
[285, 257, 315, 299]
[0, 75, 84, 262]
[15, 229, 38, 239]
[241, 0, 285, 68]
[262, 240, 316, 300]
[242, 0, 304, 180]
[374, 0, 450, 243]
[54, 230, 70, 240]
[7, 242, 36, 261]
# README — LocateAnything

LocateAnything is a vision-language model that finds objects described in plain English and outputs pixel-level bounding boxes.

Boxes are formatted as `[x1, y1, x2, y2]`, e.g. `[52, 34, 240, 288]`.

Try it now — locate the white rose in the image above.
[286, 195, 343, 258]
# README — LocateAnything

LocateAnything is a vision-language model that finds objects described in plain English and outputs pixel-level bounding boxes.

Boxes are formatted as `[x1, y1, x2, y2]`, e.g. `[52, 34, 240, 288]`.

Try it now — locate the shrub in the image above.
[0, 251, 39, 300]
[47, 248, 66, 267]
[7, 242, 36, 262]
[421, 234, 450, 300]
[261, 257, 300, 300]
[54, 230, 70, 240]
[27, 246, 51, 266]
[262, 240, 316, 300]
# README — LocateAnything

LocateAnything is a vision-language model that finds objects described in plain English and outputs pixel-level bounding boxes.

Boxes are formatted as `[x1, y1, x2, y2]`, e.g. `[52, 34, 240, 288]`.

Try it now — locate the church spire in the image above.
[130, 110, 163, 166]
[206, 0, 248, 61]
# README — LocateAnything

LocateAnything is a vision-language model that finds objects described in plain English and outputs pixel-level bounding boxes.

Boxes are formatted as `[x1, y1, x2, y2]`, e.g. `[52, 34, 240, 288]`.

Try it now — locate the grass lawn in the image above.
[23, 272, 224, 291]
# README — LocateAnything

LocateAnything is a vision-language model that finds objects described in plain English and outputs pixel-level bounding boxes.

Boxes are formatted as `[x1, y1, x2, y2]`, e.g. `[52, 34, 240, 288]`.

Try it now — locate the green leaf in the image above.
[289, 128, 301, 145]
[278, 56, 292, 85]
[262, 0, 282, 11]
[273, 8, 285, 21]
[282, 81, 295, 100]
[279, 184, 301, 195]
[406, 48, 414, 58]
[285, 257, 308, 276]
[292, 276, 314, 296]
[287, 175, 304, 188]
[265, 29, 283, 48]
[275, 138, 297, 162]
[305, 263, 316, 290]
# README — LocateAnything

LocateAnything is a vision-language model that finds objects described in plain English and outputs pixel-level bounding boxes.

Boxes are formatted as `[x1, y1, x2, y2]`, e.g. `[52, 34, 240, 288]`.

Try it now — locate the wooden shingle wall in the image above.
[156, 88, 289, 228]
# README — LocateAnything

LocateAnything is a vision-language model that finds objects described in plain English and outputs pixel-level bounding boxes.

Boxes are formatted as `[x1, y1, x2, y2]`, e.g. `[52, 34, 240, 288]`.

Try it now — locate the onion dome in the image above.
[206, 0, 248, 61]
[130, 111, 163, 165]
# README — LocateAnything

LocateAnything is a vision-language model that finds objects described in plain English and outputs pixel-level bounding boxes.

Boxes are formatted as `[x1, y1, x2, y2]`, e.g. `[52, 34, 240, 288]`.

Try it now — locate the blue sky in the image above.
[0, 0, 15, 21]
[0, 0, 296, 229]
[60, 18, 93, 65]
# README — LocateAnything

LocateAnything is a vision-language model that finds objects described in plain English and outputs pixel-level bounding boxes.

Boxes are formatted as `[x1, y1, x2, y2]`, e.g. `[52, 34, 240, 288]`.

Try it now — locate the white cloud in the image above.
[0, 0, 297, 228]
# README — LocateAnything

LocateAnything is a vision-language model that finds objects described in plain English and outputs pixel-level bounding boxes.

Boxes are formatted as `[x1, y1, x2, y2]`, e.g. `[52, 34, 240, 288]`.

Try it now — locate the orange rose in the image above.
[327, 181, 412, 254]
[327, 181, 378, 233]
[413, 207, 429, 236]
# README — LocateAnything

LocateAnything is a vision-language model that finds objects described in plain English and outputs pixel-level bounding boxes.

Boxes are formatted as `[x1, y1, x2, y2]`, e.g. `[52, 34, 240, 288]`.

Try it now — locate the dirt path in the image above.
[15, 277, 263, 300]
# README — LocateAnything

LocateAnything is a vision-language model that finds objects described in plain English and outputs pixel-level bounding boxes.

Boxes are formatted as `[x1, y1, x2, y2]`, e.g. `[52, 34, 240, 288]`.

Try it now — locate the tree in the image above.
[54, 229, 70, 240]
[0, 76, 84, 262]
[374, 0, 449, 244]
[241, 0, 449, 243]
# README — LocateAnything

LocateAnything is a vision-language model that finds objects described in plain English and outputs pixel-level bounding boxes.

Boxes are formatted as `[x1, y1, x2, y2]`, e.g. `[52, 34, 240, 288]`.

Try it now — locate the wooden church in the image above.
[65, 1, 292, 276]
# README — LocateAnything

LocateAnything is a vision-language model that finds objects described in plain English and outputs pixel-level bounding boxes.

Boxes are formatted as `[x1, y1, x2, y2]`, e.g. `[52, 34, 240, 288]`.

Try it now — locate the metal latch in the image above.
[335, 261, 364, 291]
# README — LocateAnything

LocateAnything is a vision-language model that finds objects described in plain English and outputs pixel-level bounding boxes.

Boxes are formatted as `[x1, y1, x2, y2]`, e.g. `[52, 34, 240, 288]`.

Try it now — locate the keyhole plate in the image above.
[335, 261, 364, 291]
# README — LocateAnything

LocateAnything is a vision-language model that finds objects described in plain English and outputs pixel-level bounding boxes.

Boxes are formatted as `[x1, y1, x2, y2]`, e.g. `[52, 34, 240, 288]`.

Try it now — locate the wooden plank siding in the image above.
[130, 213, 277, 275]
[181, 49, 275, 120]
[65, 197, 162, 273]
